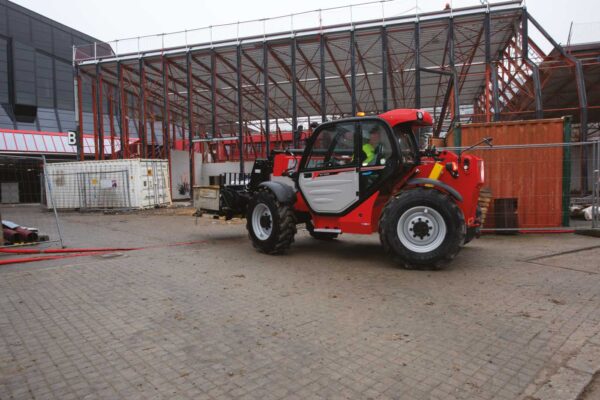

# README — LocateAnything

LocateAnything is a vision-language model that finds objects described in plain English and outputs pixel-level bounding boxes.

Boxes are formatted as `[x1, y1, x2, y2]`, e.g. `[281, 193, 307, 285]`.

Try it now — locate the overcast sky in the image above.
[12, 0, 599, 48]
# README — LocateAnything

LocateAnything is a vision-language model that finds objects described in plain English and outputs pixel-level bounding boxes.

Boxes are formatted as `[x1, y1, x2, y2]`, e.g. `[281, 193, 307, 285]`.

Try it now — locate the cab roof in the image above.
[378, 109, 433, 127]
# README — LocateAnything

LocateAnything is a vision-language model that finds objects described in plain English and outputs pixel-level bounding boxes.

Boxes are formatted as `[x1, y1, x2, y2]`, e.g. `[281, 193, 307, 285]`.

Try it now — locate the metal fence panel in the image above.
[0, 154, 64, 247]
[77, 170, 131, 210]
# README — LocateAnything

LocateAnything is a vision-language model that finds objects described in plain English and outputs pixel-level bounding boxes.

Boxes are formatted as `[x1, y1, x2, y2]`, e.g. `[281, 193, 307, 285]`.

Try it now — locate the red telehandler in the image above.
[213, 109, 485, 269]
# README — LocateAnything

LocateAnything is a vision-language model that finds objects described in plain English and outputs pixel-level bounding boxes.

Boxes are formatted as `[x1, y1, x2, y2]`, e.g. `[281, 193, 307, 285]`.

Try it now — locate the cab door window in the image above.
[303, 122, 357, 170]
[359, 121, 393, 167]
[359, 120, 394, 194]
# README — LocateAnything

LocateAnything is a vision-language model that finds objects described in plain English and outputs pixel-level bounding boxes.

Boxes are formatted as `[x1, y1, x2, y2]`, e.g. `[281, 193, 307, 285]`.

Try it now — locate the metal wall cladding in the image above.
[447, 119, 566, 229]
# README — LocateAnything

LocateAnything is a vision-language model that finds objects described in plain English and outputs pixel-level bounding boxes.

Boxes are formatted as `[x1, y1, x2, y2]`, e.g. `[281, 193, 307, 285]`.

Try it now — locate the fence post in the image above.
[588, 140, 600, 229]
[42, 155, 65, 248]
[561, 117, 572, 227]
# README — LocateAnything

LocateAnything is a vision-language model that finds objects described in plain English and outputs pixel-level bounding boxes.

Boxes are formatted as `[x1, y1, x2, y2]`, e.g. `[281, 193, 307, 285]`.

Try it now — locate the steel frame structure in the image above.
[74, 1, 597, 192]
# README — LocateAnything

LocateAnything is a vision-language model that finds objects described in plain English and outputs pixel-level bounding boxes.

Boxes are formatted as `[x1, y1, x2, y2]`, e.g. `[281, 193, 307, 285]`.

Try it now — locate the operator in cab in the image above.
[362, 125, 382, 166]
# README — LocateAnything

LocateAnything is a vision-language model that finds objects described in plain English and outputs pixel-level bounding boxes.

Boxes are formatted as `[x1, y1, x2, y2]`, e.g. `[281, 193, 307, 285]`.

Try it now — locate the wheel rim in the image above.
[397, 206, 447, 253]
[252, 203, 273, 240]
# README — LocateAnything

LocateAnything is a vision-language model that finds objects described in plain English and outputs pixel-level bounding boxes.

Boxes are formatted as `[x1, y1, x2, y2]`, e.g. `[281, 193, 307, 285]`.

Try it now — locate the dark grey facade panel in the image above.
[55, 59, 73, 110]
[35, 52, 54, 107]
[81, 75, 93, 113]
[82, 111, 94, 133]
[0, 105, 14, 129]
[128, 119, 138, 138]
[37, 107, 59, 131]
[0, 38, 8, 104]
[52, 27, 72, 61]
[15, 119, 36, 131]
[8, 7, 31, 43]
[0, 3, 7, 35]
[0, 1, 99, 134]
[13, 41, 36, 105]
[32, 19, 53, 53]
[3, 1, 98, 46]
[57, 109, 76, 131]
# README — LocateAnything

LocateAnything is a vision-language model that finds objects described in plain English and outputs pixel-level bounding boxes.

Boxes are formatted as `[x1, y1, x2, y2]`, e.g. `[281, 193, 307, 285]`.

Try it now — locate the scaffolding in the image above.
[72, 0, 597, 189]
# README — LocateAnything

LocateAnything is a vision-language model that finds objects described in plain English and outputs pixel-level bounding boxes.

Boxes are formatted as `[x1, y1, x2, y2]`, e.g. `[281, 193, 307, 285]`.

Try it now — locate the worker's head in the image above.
[368, 126, 381, 145]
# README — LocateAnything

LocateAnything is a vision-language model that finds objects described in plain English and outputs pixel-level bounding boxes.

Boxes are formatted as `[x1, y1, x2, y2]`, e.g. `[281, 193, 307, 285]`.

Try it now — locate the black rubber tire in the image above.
[464, 205, 482, 245]
[246, 189, 297, 254]
[379, 188, 465, 270]
[306, 221, 339, 240]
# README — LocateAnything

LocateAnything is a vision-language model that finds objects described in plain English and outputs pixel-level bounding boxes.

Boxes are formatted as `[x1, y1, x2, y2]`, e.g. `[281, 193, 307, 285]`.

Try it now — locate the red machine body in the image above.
[270, 109, 484, 236]
[238, 108, 485, 269]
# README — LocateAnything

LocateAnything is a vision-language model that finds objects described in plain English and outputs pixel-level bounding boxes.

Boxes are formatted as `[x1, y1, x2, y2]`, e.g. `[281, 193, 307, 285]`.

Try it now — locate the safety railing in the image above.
[72, 0, 502, 62]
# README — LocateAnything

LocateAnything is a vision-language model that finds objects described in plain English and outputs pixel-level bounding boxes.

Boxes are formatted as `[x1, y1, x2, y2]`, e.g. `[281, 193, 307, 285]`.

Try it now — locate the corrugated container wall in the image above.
[446, 119, 568, 229]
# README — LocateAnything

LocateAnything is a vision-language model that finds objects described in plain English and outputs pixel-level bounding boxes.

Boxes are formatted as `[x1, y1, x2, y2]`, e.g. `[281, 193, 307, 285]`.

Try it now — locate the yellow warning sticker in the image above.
[428, 163, 444, 180]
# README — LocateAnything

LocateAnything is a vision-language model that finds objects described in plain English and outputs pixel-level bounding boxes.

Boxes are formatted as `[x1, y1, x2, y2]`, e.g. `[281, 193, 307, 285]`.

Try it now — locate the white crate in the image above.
[193, 185, 220, 212]
[44, 159, 172, 209]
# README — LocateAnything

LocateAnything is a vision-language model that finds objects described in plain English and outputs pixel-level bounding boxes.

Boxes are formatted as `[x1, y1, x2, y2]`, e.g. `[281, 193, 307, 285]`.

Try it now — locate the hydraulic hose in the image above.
[0, 251, 114, 266]
[0, 239, 211, 266]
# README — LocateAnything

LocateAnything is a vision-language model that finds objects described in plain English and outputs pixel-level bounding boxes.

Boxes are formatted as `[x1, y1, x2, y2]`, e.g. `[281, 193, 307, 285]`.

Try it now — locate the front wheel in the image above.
[246, 189, 296, 254]
[379, 188, 465, 269]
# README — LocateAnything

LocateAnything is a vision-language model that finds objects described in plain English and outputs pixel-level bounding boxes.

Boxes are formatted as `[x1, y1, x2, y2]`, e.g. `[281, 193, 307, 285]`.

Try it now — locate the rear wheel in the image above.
[246, 189, 296, 254]
[306, 220, 339, 240]
[379, 188, 465, 269]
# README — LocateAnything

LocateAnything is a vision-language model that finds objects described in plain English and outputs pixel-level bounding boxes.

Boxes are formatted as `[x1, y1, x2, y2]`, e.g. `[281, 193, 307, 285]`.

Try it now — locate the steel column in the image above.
[262, 42, 270, 155]
[162, 57, 171, 159]
[186, 51, 195, 194]
[448, 18, 460, 121]
[528, 14, 588, 140]
[210, 50, 218, 139]
[75, 66, 84, 160]
[116, 62, 124, 159]
[95, 63, 104, 159]
[521, 9, 529, 58]
[448, 17, 461, 148]
[414, 21, 421, 110]
[491, 63, 500, 121]
[236, 45, 244, 173]
[91, 80, 98, 160]
[108, 86, 115, 159]
[484, 11, 492, 122]
[291, 37, 298, 148]
[118, 63, 129, 158]
[138, 58, 147, 158]
[522, 8, 543, 118]
[381, 27, 388, 112]
[350, 29, 357, 115]
[320, 34, 327, 122]
[530, 66, 543, 118]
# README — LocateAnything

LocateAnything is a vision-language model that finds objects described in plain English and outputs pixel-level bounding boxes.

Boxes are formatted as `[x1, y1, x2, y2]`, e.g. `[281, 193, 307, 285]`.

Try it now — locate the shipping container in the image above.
[446, 118, 569, 229]
[44, 159, 171, 210]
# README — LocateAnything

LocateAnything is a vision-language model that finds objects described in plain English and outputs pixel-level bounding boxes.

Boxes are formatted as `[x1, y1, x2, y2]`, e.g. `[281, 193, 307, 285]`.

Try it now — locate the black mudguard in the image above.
[405, 178, 463, 202]
[258, 181, 296, 205]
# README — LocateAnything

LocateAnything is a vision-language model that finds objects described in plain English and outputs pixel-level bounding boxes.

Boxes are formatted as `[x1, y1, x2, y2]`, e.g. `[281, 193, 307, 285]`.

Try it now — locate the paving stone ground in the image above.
[0, 206, 599, 399]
